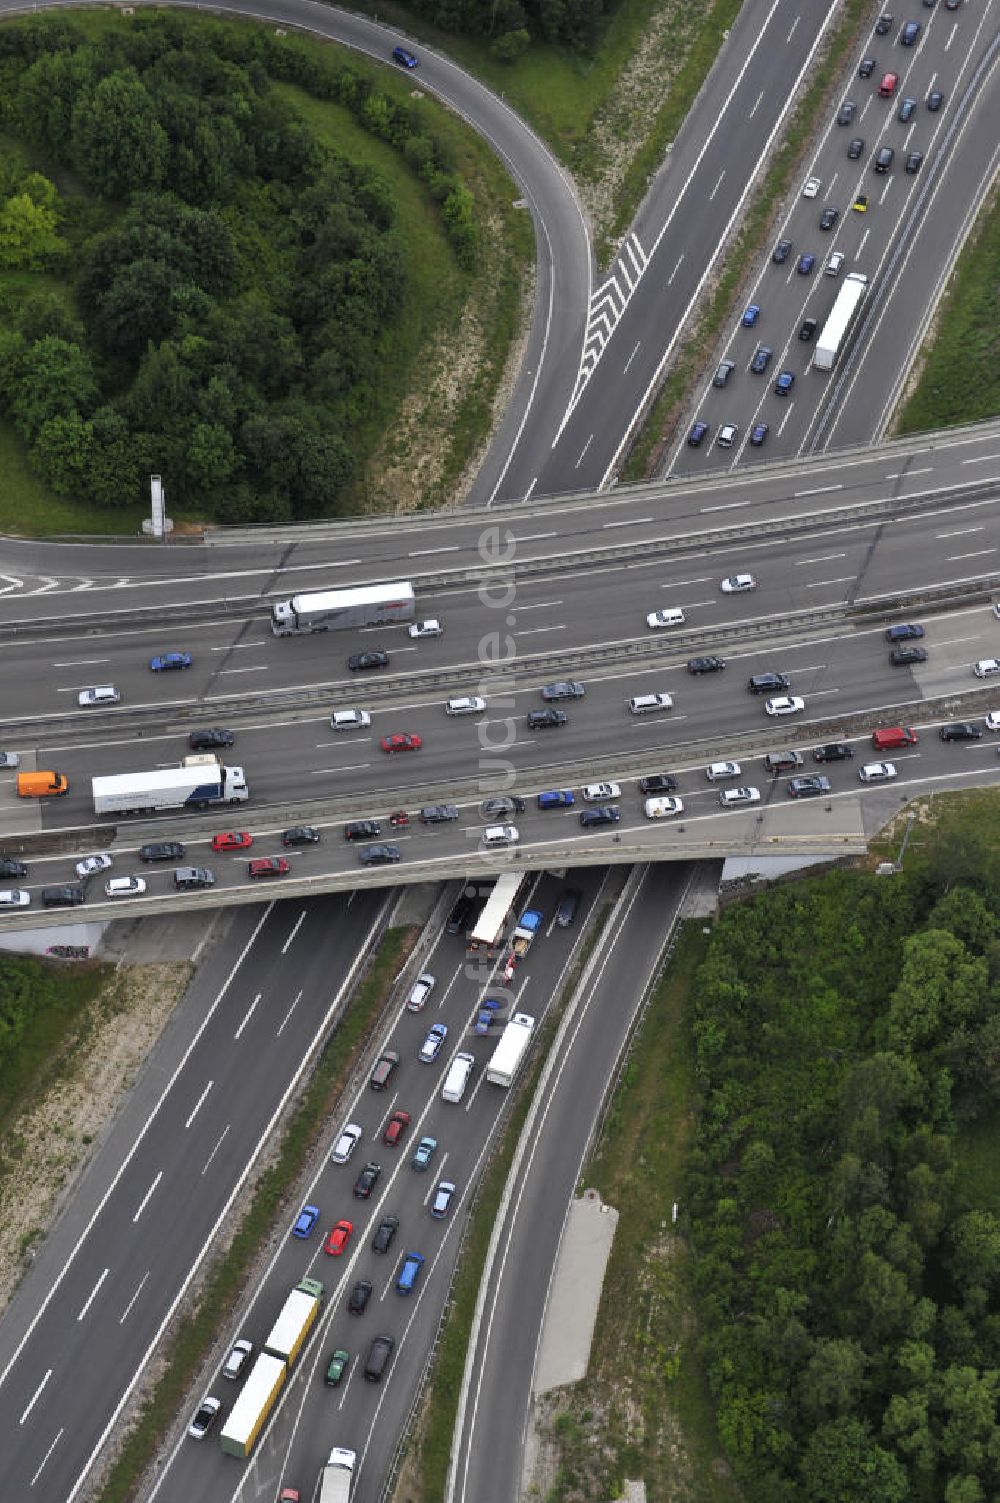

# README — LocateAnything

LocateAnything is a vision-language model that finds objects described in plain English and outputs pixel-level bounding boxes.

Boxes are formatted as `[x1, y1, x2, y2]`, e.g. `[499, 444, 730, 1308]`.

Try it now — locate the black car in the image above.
[188, 728, 234, 750]
[555, 888, 583, 927]
[905, 150, 924, 173]
[847, 136, 865, 159]
[358, 843, 401, 866]
[748, 671, 791, 694]
[347, 651, 389, 671]
[527, 709, 567, 730]
[282, 826, 321, 846]
[885, 622, 925, 641]
[813, 743, 855, 762]
[579, 806, 621, 829]
[687, 656, 726, 675]
[940, 722, 984, 742]
[875, 12, 894, 32]
[353, 1161, 382, 1199]
[859, 56, 876, 77]
[837, 100, 857, 124]
[750, 345, 773, 374]
[479, 795, 526, 817]
[541, 681, 585, 701]
[372, 1215, 400, 1254]
[890, 646, 928, 666]
[0, 857, 28, 878]
[348, 1279, 373, 1315]
[819, 206, 840, 230]
[139, 841, 186, 863]
[345, 820, 382, 842]
[42, 885, 85, 908]
[446, 892, 476, 934]
[787, 775, 833, 798]
[799, 317, 818, 341]
[419, 804, 459, 824]
[772, 238, 793, 263]
[639, 774, 679, 794]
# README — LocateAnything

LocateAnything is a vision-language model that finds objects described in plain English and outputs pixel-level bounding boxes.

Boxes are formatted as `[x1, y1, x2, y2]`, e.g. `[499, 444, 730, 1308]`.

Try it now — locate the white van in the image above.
[974, 659, 1000, 678]
[483, 824, 519, 846]
[331, 709, 373, 731]
[446, 696, 486, 715]
[644, 796, 684, 818]
[78, 685, 120, 707]
[629, 693, 672, 715]
[646, 608, 686, 629]
[442, 1052, 475, 1103]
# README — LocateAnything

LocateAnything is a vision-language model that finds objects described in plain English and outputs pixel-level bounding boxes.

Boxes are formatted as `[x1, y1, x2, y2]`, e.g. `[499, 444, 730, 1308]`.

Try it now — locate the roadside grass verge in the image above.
[407, 888, 617, 1502]
[896, 178, 1000, 434]
[621, 0, 871, 481]
[538, 921, 740, 1503]
[0, 957, 107, 1143]
[97, 924, 417, 1503]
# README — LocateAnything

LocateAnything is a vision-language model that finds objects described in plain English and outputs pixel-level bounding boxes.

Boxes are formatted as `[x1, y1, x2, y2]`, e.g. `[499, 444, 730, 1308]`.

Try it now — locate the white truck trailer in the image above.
[468, 872, 525, 956]
[813, 272, 868, 371]
[486, 1012, 536, 1087]
[218, 1353, 286, 1458]
[271, 582, 415, 636]
[262, 1276, 324, 1367]
[92, 765, 248, 816]
[319, 1446, 357, 1503]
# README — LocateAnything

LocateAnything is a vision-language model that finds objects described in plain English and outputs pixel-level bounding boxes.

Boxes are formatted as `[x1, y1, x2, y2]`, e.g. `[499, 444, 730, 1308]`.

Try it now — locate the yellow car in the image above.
[852, 194, 869, 213]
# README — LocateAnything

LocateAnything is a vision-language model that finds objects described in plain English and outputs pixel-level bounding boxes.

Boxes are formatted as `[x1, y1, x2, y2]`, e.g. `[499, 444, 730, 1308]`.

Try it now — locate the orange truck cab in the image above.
[17, 770, 69, 798]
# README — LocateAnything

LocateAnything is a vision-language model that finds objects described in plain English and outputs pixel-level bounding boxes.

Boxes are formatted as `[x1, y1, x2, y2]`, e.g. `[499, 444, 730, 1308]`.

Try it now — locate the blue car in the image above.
[774, 370, 795, 396]
[750, 422, 770, 446]
[293, 1204, 320, 1239]
[797, 253, 816, 275]
[412, 1135, 437, 1171]
[537, 789, 575, 809]
[396, 1251, 425, 1294]
[741, 303, 760, 327]
[418, 1023, 448, 1063]
[150, 652, 192, 672]
[474, 998, 503, 1035]
[392, 45, 419, 67]
[687, 420, 708, 447]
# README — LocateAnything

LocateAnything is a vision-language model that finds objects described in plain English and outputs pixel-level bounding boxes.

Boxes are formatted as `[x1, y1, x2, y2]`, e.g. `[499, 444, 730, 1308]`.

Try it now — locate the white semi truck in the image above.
[468, 872, 525, 956]
[486, 1012, 536, 1087]
[92, 764, 248, 816]
[813, 272, 868, 371]
[319, 1446, 357, 1503]
[270, 582, 415, 636]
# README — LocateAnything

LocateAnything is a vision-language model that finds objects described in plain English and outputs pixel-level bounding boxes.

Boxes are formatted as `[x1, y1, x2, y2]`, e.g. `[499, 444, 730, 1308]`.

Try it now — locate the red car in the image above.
[381, 732, 422, 754]
[323, 1219, 353, 1256]
[212, 831, 252, 852]
[248, 857, 290, 879]
[382, 1109, 411, 1147]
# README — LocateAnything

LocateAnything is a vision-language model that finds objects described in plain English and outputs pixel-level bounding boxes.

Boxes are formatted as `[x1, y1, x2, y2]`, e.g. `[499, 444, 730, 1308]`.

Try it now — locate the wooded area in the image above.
[0, 14, 478, 522]
[687, 850, 1000, 1502]
[395, 0, 620, 57]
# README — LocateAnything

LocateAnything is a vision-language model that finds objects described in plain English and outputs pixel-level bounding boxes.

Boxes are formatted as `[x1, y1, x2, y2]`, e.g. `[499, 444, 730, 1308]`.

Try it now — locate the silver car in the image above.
[0, 889, 30, 907]
[405, 973, 436, 1012]
[76, 854, 113, 878]
[330, 1122, 363, 1164]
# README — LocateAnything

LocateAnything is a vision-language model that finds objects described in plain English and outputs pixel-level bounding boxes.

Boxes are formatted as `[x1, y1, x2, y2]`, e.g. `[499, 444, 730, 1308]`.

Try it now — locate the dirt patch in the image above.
[0, 961, 192, 1315]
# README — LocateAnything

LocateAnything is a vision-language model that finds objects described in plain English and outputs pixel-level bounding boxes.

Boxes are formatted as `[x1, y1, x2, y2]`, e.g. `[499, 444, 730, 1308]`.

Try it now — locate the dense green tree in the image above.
[800, 1338, 869, 1421]
[0, 174, 66, 270]
[8, 336, 97, 440]
[800, 1418, 908, 1503]
[71, 71, 170, 199]
[31, 411, 93, 494]
[84, 408, 142, 510]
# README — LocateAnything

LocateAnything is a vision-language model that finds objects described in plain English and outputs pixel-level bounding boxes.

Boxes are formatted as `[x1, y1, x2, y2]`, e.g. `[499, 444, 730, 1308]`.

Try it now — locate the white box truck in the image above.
[319, 1446, 357, 1503]
[92, 765, 248, 816]
[813, 272, 867, 371]
[486, 1012, 536, 1087]
[271, 582, 415, 636]
[467, 872, 525, 956]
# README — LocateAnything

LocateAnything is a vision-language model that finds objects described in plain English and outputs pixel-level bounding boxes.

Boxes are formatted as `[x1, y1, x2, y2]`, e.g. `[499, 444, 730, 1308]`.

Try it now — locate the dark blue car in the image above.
[150, 652, 192, 672]
[537, 789, 575, 809]
[392, 45, 419, 67]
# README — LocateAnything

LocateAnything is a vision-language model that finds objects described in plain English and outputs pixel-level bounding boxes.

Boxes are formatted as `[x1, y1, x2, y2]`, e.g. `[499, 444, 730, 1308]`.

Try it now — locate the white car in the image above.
[78, 684, 120, 707]
[719, 786, 762, 808]
[644, 796, 684, 819]
[330, 1122, 363, 1164]
[825, 251, 845, 277]
[985, 712, 1000, 731]
[405, 972, 436, 1012]
[646, 608, 686, 629]
[105, 876, 146, 898]
[76, 854, 113, 878]
[0, 889, 30, 907]
[445, 696, 486, 716]
[859, 761, 897, 783]
[483, 823, 519, 846]
[706, 761, 742, 781]
[803, 176, 821, 198]
[581, 782, 622, 801]
[409, 619, 443, 639]
[187, 1395, 221, 1440]
[720, 574, 757, 594]
[331, 709, 372, 731]
[0, 751, 20, 769]
[222, 1339, 253, 1381]
[764, 695, 806, 716]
